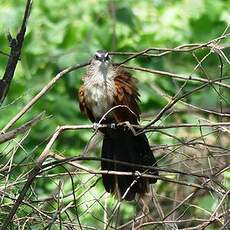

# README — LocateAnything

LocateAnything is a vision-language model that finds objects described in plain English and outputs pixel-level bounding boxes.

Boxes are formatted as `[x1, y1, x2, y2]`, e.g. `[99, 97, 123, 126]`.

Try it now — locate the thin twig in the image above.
[0, 112, 45, 143]
[1, 62, 89, 133]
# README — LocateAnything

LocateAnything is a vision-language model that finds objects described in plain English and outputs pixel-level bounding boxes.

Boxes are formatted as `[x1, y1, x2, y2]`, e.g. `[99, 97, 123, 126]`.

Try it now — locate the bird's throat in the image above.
[84, 66, 116, 119]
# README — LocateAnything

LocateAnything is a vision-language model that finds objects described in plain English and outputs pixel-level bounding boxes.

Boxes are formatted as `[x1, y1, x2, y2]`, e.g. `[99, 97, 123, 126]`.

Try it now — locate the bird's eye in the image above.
[105, 54, 110, 60]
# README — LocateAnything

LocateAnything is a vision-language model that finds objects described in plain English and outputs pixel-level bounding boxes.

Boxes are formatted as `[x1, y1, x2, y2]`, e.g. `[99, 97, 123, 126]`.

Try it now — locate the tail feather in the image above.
[101, 127, 158, 201]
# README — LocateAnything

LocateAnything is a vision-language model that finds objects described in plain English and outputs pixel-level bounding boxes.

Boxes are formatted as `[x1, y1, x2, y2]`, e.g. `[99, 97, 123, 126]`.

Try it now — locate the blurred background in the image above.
[0, 0, 229, 229]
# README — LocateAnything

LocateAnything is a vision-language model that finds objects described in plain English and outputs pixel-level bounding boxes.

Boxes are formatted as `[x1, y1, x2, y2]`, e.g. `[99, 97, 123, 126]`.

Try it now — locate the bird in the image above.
[78, 50, 158, 201]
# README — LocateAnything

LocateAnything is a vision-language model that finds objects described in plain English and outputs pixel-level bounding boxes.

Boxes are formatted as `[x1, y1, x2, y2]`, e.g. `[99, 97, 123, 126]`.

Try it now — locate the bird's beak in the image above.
[100, 57, 107, 63]
[100, 54, 109, 63]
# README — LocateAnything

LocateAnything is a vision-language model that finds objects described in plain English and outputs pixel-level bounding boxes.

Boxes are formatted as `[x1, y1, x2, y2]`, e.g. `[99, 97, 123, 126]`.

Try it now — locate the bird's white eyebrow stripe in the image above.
[95, 52, 102, 57]
[95, 51, 108, 57]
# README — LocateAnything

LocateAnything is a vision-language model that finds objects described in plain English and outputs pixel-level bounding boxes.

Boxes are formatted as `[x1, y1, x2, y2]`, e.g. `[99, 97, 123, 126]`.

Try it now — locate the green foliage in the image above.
[0, 0, 229, 228]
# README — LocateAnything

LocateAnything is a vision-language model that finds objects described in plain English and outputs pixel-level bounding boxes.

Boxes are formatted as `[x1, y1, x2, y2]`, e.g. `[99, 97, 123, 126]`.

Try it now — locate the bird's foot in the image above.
[93, 122, 100, 131]
[122, 121, 137, 136]
[135, 171, 142, 177]
[110, 123, 117, 129]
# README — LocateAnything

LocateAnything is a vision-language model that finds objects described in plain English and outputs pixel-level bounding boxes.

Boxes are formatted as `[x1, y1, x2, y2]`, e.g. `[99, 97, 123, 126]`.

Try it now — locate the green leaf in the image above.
[116, 7, 135, 28]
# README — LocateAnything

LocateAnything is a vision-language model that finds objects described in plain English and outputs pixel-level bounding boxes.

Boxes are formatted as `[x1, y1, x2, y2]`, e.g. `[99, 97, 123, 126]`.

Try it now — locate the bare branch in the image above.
[0, 112, 45, 144]
[0, 0, 32, 105]
[1, 62, 89, 133]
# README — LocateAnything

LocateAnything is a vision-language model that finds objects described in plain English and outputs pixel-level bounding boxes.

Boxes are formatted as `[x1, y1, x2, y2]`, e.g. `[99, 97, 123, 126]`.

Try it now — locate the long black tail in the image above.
[101, 127, 158, 201]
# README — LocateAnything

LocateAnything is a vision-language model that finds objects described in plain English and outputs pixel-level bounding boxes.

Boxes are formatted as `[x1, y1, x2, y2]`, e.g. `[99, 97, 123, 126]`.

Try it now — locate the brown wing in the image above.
[113, 68, 140, 124]
[78, 84, 95, 122]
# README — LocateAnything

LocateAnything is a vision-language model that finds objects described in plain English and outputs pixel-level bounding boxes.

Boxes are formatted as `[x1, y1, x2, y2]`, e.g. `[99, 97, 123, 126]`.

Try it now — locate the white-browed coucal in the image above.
[78, 50, 158, 201]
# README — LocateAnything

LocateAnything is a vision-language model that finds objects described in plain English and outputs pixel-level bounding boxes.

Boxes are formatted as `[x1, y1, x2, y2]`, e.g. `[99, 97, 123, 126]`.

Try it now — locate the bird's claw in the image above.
[93, 123, 100, 130]
[110, 123, 117, 129]
[123, 121, 137, 135]
[135, 171, 142, 177]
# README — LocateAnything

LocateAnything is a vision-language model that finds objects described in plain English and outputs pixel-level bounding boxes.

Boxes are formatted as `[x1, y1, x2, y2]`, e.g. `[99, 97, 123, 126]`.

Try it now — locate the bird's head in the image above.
[91, 50, 112, 70]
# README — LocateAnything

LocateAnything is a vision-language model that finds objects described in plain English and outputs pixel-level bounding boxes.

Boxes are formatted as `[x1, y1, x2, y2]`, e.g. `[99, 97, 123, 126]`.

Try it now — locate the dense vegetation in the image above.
[0, 0, 229, 229]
